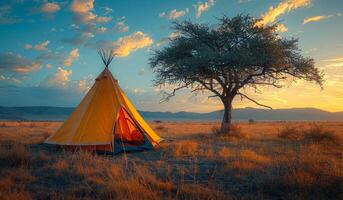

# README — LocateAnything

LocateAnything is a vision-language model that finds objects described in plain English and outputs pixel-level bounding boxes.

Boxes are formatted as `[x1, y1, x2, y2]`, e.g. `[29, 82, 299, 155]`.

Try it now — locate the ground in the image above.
[0, 121, 342, 200]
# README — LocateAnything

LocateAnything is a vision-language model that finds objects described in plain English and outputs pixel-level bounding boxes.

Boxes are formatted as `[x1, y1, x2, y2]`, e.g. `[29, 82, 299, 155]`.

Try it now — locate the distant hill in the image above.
[1, 106, 343, 121]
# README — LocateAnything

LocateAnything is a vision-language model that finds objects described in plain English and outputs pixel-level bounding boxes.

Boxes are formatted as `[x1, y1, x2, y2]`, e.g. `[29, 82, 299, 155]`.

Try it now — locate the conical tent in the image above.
[45, 50, 163, 153]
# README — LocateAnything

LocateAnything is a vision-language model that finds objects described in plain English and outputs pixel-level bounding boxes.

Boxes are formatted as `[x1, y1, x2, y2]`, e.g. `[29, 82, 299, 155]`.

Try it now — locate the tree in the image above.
[150, 15, 323, 134]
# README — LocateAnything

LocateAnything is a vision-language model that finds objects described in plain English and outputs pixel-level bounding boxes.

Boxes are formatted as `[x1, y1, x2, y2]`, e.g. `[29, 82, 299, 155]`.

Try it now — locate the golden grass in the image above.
[0, 121, 342, 199]
[0, 143, 31, 167]
[172, 140, 199, 158]
[278, 123, 342, 146]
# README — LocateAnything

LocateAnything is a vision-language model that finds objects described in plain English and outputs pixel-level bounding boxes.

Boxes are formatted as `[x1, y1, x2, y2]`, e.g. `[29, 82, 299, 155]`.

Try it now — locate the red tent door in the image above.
[114, 108, 145, 146]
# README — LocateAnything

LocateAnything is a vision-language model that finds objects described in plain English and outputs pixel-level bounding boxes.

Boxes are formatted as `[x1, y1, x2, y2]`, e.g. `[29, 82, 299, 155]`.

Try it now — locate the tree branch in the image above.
[237, 92, 272, 109]
[159, 85, 188, 103]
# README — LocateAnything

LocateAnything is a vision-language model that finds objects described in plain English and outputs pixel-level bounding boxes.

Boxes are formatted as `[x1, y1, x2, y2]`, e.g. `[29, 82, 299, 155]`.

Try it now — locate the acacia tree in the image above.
[150, 15, 323, 133]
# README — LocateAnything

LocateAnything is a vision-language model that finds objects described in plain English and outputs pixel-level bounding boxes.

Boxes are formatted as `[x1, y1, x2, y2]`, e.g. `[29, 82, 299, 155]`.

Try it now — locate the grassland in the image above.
[0, 121, 342, 200]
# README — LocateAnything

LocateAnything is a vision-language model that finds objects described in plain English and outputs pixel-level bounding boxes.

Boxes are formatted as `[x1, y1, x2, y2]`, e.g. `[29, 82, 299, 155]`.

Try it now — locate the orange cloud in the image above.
[41, 2, 60, 13]
[43, 67, 72, 88]
[70, 0, 111, 24]
[160, 8, 189, 20]
[63, 48, 80, 67]
[113, 32, 153, 57]
[196, 0, 215, 18]
[256, 0, 311, 26]
[15, 63, 41, 73]
[303, 15, 332, 24]
[275, 24, 288, 32]
[25, 40, 50, 51]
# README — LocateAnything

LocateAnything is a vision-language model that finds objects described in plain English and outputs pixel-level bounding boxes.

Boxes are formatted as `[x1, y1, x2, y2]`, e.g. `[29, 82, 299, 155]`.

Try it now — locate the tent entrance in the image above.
[114, 108, 146, 147]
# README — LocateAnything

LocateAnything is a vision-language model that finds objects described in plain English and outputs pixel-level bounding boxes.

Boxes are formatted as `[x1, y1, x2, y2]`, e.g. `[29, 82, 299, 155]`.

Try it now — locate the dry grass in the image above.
[172, 140, 199, 158]
[0, 121, 342, 199]
[217, 146, 231, 159]
[212, 124, 248, 139]
[0, 143, 31, 168]
[278, 123, 342, 146]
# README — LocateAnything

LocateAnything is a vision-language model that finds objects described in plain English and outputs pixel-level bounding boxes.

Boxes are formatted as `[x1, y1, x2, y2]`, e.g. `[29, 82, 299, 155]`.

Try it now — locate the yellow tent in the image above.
[45, 50, 163, 154]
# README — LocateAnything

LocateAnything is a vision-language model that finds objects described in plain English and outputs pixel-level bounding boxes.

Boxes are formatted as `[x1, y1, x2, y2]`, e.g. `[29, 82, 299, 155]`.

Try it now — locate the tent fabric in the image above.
[44, 68, 162, 152]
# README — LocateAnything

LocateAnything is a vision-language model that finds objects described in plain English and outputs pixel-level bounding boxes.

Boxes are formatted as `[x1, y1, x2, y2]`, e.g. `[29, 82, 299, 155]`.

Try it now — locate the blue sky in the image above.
[0, 0, 343, 112]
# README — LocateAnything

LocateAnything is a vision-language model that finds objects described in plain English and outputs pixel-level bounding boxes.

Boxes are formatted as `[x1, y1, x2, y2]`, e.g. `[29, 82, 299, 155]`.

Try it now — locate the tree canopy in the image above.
[150, 15, 323, 132]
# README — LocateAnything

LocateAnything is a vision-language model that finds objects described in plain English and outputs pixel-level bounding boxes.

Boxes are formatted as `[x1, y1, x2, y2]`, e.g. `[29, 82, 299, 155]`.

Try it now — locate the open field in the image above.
[0, 121, 342, 200]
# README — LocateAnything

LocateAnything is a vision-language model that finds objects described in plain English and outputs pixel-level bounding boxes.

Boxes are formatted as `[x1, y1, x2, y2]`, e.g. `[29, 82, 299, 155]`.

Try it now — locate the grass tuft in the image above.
[0, 143, 31, 168]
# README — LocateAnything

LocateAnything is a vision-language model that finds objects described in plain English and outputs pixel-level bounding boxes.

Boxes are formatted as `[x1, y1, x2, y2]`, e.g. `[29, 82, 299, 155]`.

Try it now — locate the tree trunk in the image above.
[220, 98, 233, 134]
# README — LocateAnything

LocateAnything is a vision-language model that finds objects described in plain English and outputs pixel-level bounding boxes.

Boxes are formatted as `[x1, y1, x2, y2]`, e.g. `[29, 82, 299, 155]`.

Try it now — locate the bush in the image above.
[304, 124, 341, 145]
[277, 125, 303, 141]
[278, 123, 341, 145]
[0, 143, 31, 168]
[213, 124, 247, 139]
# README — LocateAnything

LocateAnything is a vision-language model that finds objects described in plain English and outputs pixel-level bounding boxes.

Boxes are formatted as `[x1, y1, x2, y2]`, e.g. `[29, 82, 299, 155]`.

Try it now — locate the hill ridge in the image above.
[1, 106, 343, 121]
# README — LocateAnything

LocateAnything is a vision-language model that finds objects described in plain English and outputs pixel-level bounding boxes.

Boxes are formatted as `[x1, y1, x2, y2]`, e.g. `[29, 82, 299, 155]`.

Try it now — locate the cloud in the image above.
[138, 68, 145, 76]
[238, 0, 253, 3]
[63, 22, 108, 45]
[103, 7, 112, 15]
[97, 26, 107, 33]
[83, 22, 107, 33]
[322, 56, 343, 68]
[40, 67, 92, 92]
[35, 50, 63, 62]
[256, 0, 312, 26]
[159, 8, 189, 20]
[40, 2, 60, 13]
[115, 19, 129, 33]
[0, 75, 21, 86]
[15, 63, 41, 73]
[62, 31, 94, 45]
[63, 48, 79, 67]
[322, 57, 343, 62]
[41, 67, 72, 88]
[155, 31, 181, 47]
[25, 40, 50, 51]
[303, 15, 332, 24]
[327, 62, 343, 68]
[0, 4, 19, 24]
[0, 70, 93, 107]
[275, 23, 288, 32]
[196, 0, 215, 18]
[304, 48, 318, 54]
[0, 52, 41, 74]
[101, 32, 153, 57]
[70, 0, 111, 24]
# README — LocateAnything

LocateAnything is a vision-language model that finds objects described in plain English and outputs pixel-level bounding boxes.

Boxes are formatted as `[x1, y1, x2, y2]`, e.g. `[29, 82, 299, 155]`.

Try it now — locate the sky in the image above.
[0, 0, 343, 113]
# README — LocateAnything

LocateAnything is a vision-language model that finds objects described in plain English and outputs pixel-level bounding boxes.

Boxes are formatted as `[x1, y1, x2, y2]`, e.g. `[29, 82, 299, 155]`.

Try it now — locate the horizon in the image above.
[1, 0, 343, 112]
[1, 105, 343, 114]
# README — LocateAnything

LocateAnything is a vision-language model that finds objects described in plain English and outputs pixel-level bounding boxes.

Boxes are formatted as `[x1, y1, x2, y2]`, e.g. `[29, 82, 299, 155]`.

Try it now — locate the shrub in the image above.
[177, 183, 225, 200]
[53, 159, 69, 173]
[278, 123, 341, 145]
[304, 124, 341, 145]
[212, 124, 246, 138]
[218, 147, 231, 159]
[277, 125, 303, 141]
[172, 141, 199, 158]
[0, 143, 31, 168]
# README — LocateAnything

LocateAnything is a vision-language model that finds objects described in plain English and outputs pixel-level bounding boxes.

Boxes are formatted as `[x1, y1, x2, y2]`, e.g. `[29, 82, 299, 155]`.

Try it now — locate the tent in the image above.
[44, 50, 163, 154]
